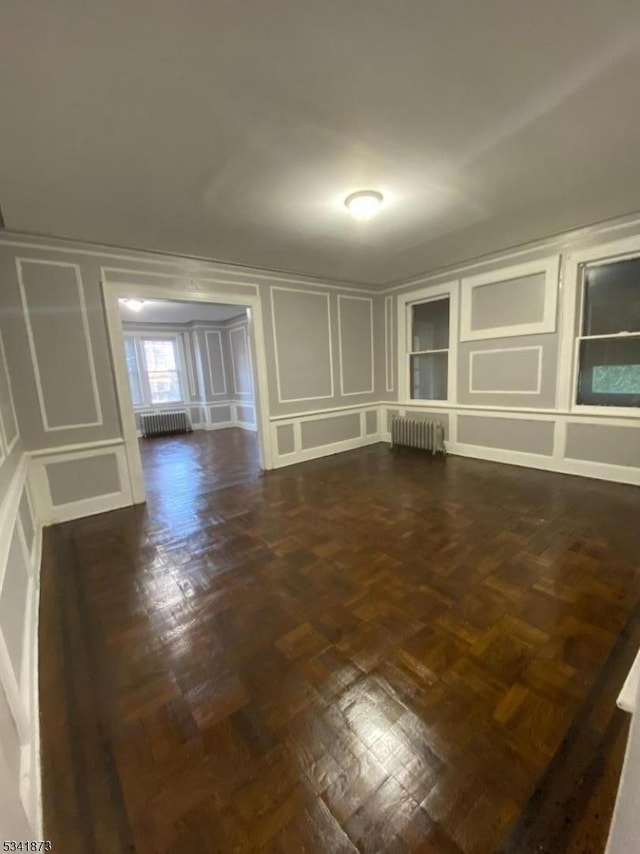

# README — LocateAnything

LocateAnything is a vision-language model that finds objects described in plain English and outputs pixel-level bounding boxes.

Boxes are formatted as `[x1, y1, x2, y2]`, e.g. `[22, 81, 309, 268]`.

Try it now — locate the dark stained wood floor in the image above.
[39, 429, 640, 853]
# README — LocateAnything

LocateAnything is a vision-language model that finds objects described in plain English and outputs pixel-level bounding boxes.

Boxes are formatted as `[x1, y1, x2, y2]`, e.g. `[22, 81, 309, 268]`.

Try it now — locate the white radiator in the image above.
[140, 410, 192, 438]
[390, 416, 446, 455]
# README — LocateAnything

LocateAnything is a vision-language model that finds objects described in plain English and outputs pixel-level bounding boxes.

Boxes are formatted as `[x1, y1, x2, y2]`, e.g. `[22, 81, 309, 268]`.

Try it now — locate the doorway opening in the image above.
[102, 280, 273, 509]
[117, 297, 261, 507]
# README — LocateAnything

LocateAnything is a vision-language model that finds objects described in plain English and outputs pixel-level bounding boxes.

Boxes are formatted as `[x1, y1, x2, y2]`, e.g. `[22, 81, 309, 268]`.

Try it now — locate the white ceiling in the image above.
[119, 299, 245, 325]
[2, 1, 640, 285]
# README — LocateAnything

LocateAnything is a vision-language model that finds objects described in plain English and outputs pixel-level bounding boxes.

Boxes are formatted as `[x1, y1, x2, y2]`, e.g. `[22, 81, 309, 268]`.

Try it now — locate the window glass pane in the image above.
[124, 338, 143, 406]
[577, 337, 640, 406]
[148, 371, 182, 404]
[143, 339, 177, 372]
[410, 352, 448, 400]
[411, 299, 449, 352]
[583, 259, 640, 336]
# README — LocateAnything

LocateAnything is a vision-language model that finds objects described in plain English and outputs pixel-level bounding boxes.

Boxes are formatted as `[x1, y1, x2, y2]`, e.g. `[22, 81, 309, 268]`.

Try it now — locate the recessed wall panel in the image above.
[338, 296, 374, 396]
[301, 413, 360, 450]
[470, 347, 541, 393]
[566, 423, 640, 468]
[271, 288, 333, 402]
[457, 415, 554, 455]
[365, 410, 378, 435]
[18, 260, 101, 430]
[209, 405, 232, 424]
[230, 326, 253, 396]
[205, 331, 227, 396]
[458, 334, 558, 408]
[471, 274, 546, 331]
[277, 424, 295, 455]
[236, 404, 254, 424]
[46, 453, 121, 506]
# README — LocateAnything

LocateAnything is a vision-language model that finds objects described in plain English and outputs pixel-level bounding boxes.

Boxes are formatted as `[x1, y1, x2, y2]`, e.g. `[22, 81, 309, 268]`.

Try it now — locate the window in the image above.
[124, 338, 143, 406]
[577, 258, 640, 407]
[124, 336, 184, 407]
[143, 339, 182, 403]
[409, 297, 450, 400]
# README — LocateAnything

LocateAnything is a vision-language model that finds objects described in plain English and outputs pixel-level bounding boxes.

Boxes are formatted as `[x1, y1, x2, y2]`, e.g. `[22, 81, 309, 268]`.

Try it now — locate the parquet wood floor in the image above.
[39, 430, 640, 853]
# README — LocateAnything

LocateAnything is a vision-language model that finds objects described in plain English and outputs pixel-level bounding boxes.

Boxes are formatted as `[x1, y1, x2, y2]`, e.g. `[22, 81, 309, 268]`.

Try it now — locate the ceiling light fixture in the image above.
[344, 190, 384, 220]
[121, 298, 145, 312]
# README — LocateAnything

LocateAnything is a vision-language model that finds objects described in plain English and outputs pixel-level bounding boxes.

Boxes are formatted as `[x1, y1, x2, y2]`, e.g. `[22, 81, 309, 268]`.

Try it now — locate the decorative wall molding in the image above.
[468, 345, 543, 394]
[204, 329, 227, 395]
[385, 296, 394, 392]
[28, 441, 132, 525]
[270, 286, 334, 404]
[16, 258, 103, 432]
[270, 404, 380, 468]
[459, 255, 560, 342]
[337, 294, 375, 397]
[229, 323, 254, 398]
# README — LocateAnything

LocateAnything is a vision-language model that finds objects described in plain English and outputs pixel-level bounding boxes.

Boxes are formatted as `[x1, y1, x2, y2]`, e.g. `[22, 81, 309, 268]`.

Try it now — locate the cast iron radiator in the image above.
[390, 415, 446, 455]
[140, 410, 192, 438]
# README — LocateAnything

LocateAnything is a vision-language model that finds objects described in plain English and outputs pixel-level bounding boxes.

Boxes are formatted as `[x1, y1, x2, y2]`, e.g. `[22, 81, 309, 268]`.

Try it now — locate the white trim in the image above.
[337, 295, 375, 397]
[98, 263, 375, 295]
[0, 327, 19, 456]
[16, 258, 103, 432]
[204, 329, 227, 395]
[29, 437, 124, 458]
[397, 280, 459, 403]
[385, 296, 394, 392]
[270, 400, 387, 422]
[469, 346, 543, 395]
[4, 218, 640, 294]
[270, 286, 334, 404]
[459, 255, 560, 342]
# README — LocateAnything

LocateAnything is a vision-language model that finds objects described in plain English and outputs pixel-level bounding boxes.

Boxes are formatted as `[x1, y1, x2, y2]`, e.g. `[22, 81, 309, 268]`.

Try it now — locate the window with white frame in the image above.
[124, 335, 185, 406]
[409, 297, 450, 400]
[576, 258, 640, 408]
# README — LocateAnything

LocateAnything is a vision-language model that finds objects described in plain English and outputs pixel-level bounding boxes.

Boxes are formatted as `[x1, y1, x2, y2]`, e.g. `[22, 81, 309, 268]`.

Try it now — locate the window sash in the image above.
[124, 334, 185, 407]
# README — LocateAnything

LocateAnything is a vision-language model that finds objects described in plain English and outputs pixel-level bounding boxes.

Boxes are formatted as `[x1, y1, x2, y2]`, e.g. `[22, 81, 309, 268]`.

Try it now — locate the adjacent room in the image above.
[0, 3, 639, 853]
[117, 297, 261, 505]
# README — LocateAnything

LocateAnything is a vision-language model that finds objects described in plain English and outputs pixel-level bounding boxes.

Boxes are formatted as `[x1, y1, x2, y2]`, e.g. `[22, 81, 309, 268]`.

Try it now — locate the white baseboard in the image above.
[432, 441, 640, 487]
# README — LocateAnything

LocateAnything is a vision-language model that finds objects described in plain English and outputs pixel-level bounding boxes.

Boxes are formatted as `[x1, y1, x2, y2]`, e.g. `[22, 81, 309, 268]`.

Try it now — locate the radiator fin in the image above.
[140, 410, 192, 438]
[390, 416, 446, 455]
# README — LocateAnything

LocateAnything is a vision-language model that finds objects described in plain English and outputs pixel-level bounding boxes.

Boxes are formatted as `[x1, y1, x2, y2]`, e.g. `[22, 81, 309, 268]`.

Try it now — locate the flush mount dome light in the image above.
[121, 298, 145, 312]
[344, 190, 384, 220]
